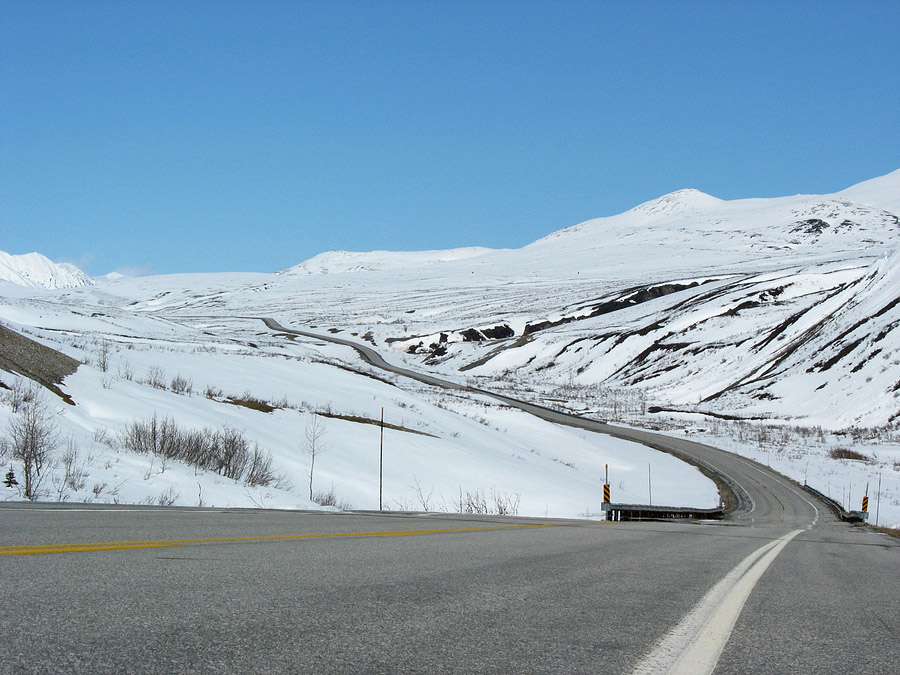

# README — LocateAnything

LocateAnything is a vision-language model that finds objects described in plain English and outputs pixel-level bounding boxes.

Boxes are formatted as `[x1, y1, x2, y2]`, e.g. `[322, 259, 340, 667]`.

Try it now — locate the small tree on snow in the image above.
[303, 413, 327, 501]
[7, 385, 58, 500]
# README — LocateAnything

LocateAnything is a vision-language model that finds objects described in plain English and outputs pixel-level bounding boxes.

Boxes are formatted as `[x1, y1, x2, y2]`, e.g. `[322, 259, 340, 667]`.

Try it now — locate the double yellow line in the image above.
[1, 523, 557, 556]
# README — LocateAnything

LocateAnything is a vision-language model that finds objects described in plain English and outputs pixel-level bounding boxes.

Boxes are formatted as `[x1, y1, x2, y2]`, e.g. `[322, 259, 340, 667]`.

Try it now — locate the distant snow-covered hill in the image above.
[1, 168, 899, 520]
[282, 247, 497, 275]
[0, 251, 94, 289]
[263, 168, 900, 428]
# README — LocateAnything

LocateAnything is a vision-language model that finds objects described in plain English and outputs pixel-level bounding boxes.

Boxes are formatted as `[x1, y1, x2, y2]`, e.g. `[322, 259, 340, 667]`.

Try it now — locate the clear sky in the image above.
[2, 0, 899, 276]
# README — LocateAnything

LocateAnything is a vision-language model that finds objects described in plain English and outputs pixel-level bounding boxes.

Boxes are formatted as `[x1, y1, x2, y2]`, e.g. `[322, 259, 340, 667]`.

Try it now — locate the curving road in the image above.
[0, 318, 896, 674]
[255, 318, 900, 672]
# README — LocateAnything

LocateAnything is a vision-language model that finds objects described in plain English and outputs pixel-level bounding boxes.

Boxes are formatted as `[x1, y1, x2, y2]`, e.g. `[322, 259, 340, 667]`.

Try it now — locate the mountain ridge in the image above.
[0, 251, 94, 290]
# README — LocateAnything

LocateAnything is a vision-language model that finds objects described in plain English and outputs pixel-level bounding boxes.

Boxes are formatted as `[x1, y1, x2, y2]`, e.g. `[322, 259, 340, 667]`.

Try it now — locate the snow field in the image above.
[0, 308, 718, 516]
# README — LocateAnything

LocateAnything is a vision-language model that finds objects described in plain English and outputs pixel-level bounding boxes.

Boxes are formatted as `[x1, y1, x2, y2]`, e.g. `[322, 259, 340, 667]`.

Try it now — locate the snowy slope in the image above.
[0, 251, 94, 289]
[282, 247, 497, 275]
[837, 167, 900, 214]
[1, 168, 899, 524]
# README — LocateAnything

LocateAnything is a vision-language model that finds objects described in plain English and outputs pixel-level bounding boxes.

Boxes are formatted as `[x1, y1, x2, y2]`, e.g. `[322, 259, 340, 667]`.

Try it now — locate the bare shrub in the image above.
[218, 426, 250, 480]
[144, 366, 166, 389]
[454, 487, 520, 515]
[120, 416, 277, 487]
[313, 487, 338, 506]
[7, 384, 58, 500]
[170, 374, 193, 395]
[53, 437, 88, 501]
[829, 447, 870, 462]
[118, 361, 134, 381]
[4, 378, 30, 413]
[92, 427, 114, 448]
[96, 340, 111, 373]
[491, 487, 520, 515]
[156, 485, 179, 506]
[456, 488, 489, 514]
[120, 414, 180, 459]
[313, 484, 352, 509]
[412, 477, 434, 511]
[245, 444, 275, 487]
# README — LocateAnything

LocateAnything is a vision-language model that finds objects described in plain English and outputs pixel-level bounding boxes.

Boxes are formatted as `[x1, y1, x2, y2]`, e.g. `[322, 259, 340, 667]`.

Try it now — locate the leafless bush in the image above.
[218, 426, 250, 480]
[4, 378, 30, 413]
[53, 437, 88, 500]
[120, 416, 277, 487]
[170, 374, 193, 395]
[7, 384, 58, 500]
[313, 487, 338, 506]
[245, 444, 275, 486]
[829, 447, 870, 462]
[455, 487, 520, 515]
[156, 485, 179, 506]
[412, 477, 434, 511]
[144, 366, 167, 389]
[204, 384, 223, 400]
[313, 484, 352, 509]
[456, 488, 489, 514]
[92, 427, 115, 448]
[120, 414, 180, 458]
[491, 487, 520, 515]
[96, 340, 111, 372]
[118, 360, 134, 381]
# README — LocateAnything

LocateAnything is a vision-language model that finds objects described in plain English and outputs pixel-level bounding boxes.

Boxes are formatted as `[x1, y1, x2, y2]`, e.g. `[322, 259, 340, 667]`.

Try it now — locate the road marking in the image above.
[631, 528, 803, 675]
[0, 523, 556, 556]
[732, 456, 820, 527]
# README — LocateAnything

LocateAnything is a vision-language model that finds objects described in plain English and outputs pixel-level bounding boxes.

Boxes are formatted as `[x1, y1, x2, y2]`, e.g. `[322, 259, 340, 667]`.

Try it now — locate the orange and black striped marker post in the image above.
[603, 483, 611, 504]
[862, 495, 869, 512]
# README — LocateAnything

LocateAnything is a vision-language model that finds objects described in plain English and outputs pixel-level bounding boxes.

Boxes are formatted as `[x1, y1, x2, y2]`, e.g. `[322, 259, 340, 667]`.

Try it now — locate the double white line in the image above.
[632, 529, 803, 675]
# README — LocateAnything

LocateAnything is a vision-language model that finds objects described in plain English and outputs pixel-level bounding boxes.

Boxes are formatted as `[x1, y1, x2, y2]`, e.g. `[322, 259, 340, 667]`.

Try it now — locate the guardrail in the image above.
[602, 503, 724, 521]
[802, 485, 868, 523]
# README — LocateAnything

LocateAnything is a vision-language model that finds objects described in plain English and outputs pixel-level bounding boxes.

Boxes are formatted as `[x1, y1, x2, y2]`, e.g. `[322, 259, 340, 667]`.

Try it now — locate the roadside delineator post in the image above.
[603, 463, 610, 505]
[862, 494, 869, 513]
[602, 463, 613, 521]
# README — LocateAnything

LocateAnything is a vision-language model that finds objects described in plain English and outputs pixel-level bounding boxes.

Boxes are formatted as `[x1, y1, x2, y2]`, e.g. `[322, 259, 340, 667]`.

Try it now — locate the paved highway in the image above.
[0, 318, 897, 673]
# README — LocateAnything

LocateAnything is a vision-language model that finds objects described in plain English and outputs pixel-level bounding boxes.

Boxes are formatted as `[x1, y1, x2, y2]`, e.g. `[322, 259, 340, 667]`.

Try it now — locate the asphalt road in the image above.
[1, 319, 897, 673]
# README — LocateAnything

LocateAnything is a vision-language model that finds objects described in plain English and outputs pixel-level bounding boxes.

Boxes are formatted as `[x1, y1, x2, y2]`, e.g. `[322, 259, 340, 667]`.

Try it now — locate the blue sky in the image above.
[2, 0, 899, 275]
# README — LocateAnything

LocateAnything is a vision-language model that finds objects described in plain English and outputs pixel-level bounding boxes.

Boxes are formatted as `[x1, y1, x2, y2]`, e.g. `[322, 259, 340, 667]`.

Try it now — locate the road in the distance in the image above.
[1, 318, 897, 673]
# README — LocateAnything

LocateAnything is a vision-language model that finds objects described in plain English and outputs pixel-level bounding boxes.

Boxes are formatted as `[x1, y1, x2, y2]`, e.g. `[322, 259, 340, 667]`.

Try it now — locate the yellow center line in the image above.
[0, 523, 558, 556]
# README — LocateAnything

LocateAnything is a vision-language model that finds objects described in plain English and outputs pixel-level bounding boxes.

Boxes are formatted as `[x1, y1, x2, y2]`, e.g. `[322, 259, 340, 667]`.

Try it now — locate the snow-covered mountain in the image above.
[0, 251, 94, 289]
[281, 247, 497, 275]
[1, 168, 898, 522]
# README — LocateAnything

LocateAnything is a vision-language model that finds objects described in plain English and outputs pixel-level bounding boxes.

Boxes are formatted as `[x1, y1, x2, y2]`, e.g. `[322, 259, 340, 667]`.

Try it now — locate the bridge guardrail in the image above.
[802, 485, 868, 523]
[602, 503, 724, 521]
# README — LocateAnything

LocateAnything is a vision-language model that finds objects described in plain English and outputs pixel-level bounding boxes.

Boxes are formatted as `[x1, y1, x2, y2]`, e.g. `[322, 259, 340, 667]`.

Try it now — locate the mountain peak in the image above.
[0, 250, 94, 289]
[628, 188, 724, 219]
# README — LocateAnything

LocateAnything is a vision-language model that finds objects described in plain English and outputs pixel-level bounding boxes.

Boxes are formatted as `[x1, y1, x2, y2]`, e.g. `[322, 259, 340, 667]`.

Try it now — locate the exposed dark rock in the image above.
[481, 324, 514, 340]
[460, 329, 485, 342]
[0, 324, 80, 405]
[791, 218, 830, 235]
